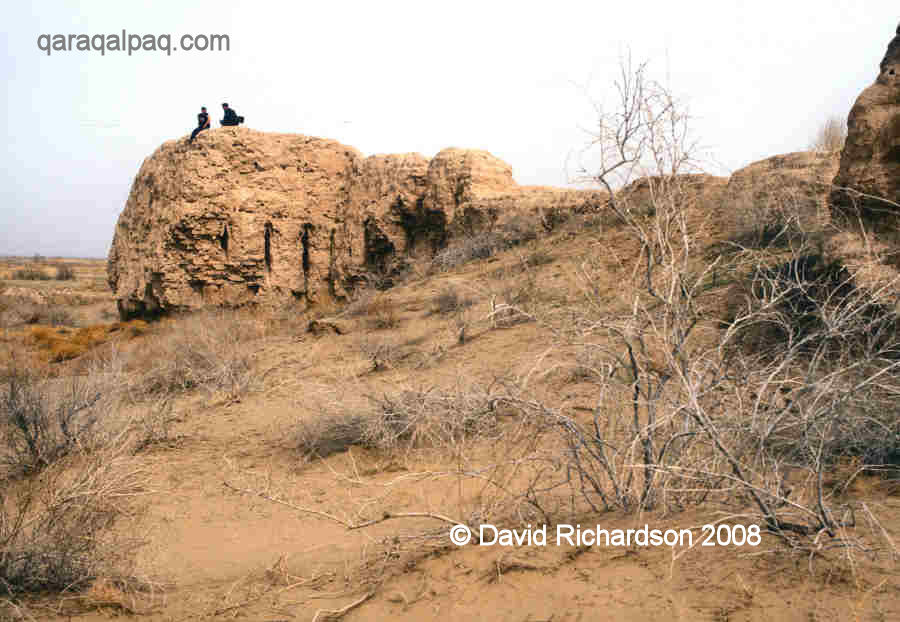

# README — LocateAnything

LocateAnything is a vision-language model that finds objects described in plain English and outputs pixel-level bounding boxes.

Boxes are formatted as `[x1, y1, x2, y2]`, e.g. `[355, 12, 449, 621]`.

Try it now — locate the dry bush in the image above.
[241, 379, 560, 571]
[523, 248, 555, 268]
[429, 285, 473, 317]
[430, 232, 505, 271]
[129, 396, 176, 453]
[555, 56, 900, 555]
[365, 296, 398, 330]
[810, 115, 847, 153]
[730, 198, 808, 249]
[0, 362, 109, 476]
[357, 335, 403, 372]
[430, 215, 549, 273]
[11, 267, 51, 281]
[132, 310, 262, 399]
[294, 384, 508, 461]
[496, 212, 541, 246]
[360, 256, 411, 291]
[341, 289, 399, 329]
[724, 251, 900, 471]
[294, 412, 366, 460]
[39, 304, 74, 327]
[0, 300, 75, 329]
[568, 345, 609, 382]
[538, 207, 572, 233]
[367, 386, 505, 450]
[0, 449, 148, 599]
[487, 261, 541, 328]
[727, 181, 823, 250]
[0, 354, 152, 603]
[53, 264, 76, 281]
[431, 286, 461, 315]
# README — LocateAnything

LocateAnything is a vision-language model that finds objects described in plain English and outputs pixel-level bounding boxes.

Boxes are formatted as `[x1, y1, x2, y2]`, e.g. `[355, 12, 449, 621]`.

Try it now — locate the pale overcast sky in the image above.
[1, 1, 896, 257]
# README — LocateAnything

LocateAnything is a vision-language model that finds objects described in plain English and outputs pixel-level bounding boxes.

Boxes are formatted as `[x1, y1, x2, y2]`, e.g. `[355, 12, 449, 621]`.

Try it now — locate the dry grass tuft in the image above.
[294, 384, 506, 461]
[130, 310, 263, 399]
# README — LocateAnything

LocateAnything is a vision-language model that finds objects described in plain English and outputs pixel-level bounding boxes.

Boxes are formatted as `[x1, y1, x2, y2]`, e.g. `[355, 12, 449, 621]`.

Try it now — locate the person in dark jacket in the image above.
[189, 106, 210, 142]
[220, 102, 244, 126]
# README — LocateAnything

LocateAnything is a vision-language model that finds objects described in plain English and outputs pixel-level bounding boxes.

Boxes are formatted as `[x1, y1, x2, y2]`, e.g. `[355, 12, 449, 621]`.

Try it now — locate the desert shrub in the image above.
[568, 346, 610, 382]
[342, 290, 399, 329]
[0, 364, 108, 475]
[295, 412, 366, 459]
[728, 253, 890, 354]
[0, 451, 147, 597]
[496, 213, 540, 246]
[53, 263, 76, 281]
[724, 253, 900, 471]
[430, 213, 551, 273]
[523, 248, 554, 268]
[432, 286, 459, 314]
[43, 304, 74, 327]
[357, 335, 402, 372]
[295, 385, 504, 460]
[538, 207, 572, 233]
[431, 232, 505, 271]
[4, 301, 75, 328]
[11, 267, 51, 281]
[452, 307, 472, 345]
[430, 285, 472, 316]
[729, 193, 812, 249]
[134, 310, 261, 399]
[487, 263, 540, 328]
[130, 396, 176, 453]
[548, 57, 900, 553]
[365, 296, 398, 330]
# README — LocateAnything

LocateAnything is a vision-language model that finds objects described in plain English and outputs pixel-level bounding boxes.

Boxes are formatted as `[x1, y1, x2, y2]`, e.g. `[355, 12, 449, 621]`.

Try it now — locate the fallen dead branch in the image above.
[311, 591, 374, 622]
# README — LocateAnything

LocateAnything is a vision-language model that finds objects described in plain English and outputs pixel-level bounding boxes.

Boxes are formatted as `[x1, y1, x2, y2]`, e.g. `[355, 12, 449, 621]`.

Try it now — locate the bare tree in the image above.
[560, 56, 900, 555]
[810, 115, 847, 153]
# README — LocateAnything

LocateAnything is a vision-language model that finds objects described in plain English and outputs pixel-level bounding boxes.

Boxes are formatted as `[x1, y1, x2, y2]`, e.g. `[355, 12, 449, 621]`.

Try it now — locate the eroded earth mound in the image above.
[107, 129, 605, 318]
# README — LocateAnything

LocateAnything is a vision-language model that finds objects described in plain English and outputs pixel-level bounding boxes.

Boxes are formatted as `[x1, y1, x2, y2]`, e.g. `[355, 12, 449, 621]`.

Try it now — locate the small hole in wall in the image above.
[220, 225, 229, 253]
[890, 69, 896, 75]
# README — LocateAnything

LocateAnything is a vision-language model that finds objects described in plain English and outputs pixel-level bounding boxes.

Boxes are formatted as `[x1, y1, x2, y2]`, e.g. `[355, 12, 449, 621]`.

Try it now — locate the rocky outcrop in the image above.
[108, 129, 604, 318]
[831, 23, 900, 220]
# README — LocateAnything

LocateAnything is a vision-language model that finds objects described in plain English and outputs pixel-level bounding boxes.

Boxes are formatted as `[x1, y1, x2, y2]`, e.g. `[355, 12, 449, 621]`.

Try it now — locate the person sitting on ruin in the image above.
[189, 106, 210, 142]
[220, 102, 245, 127]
